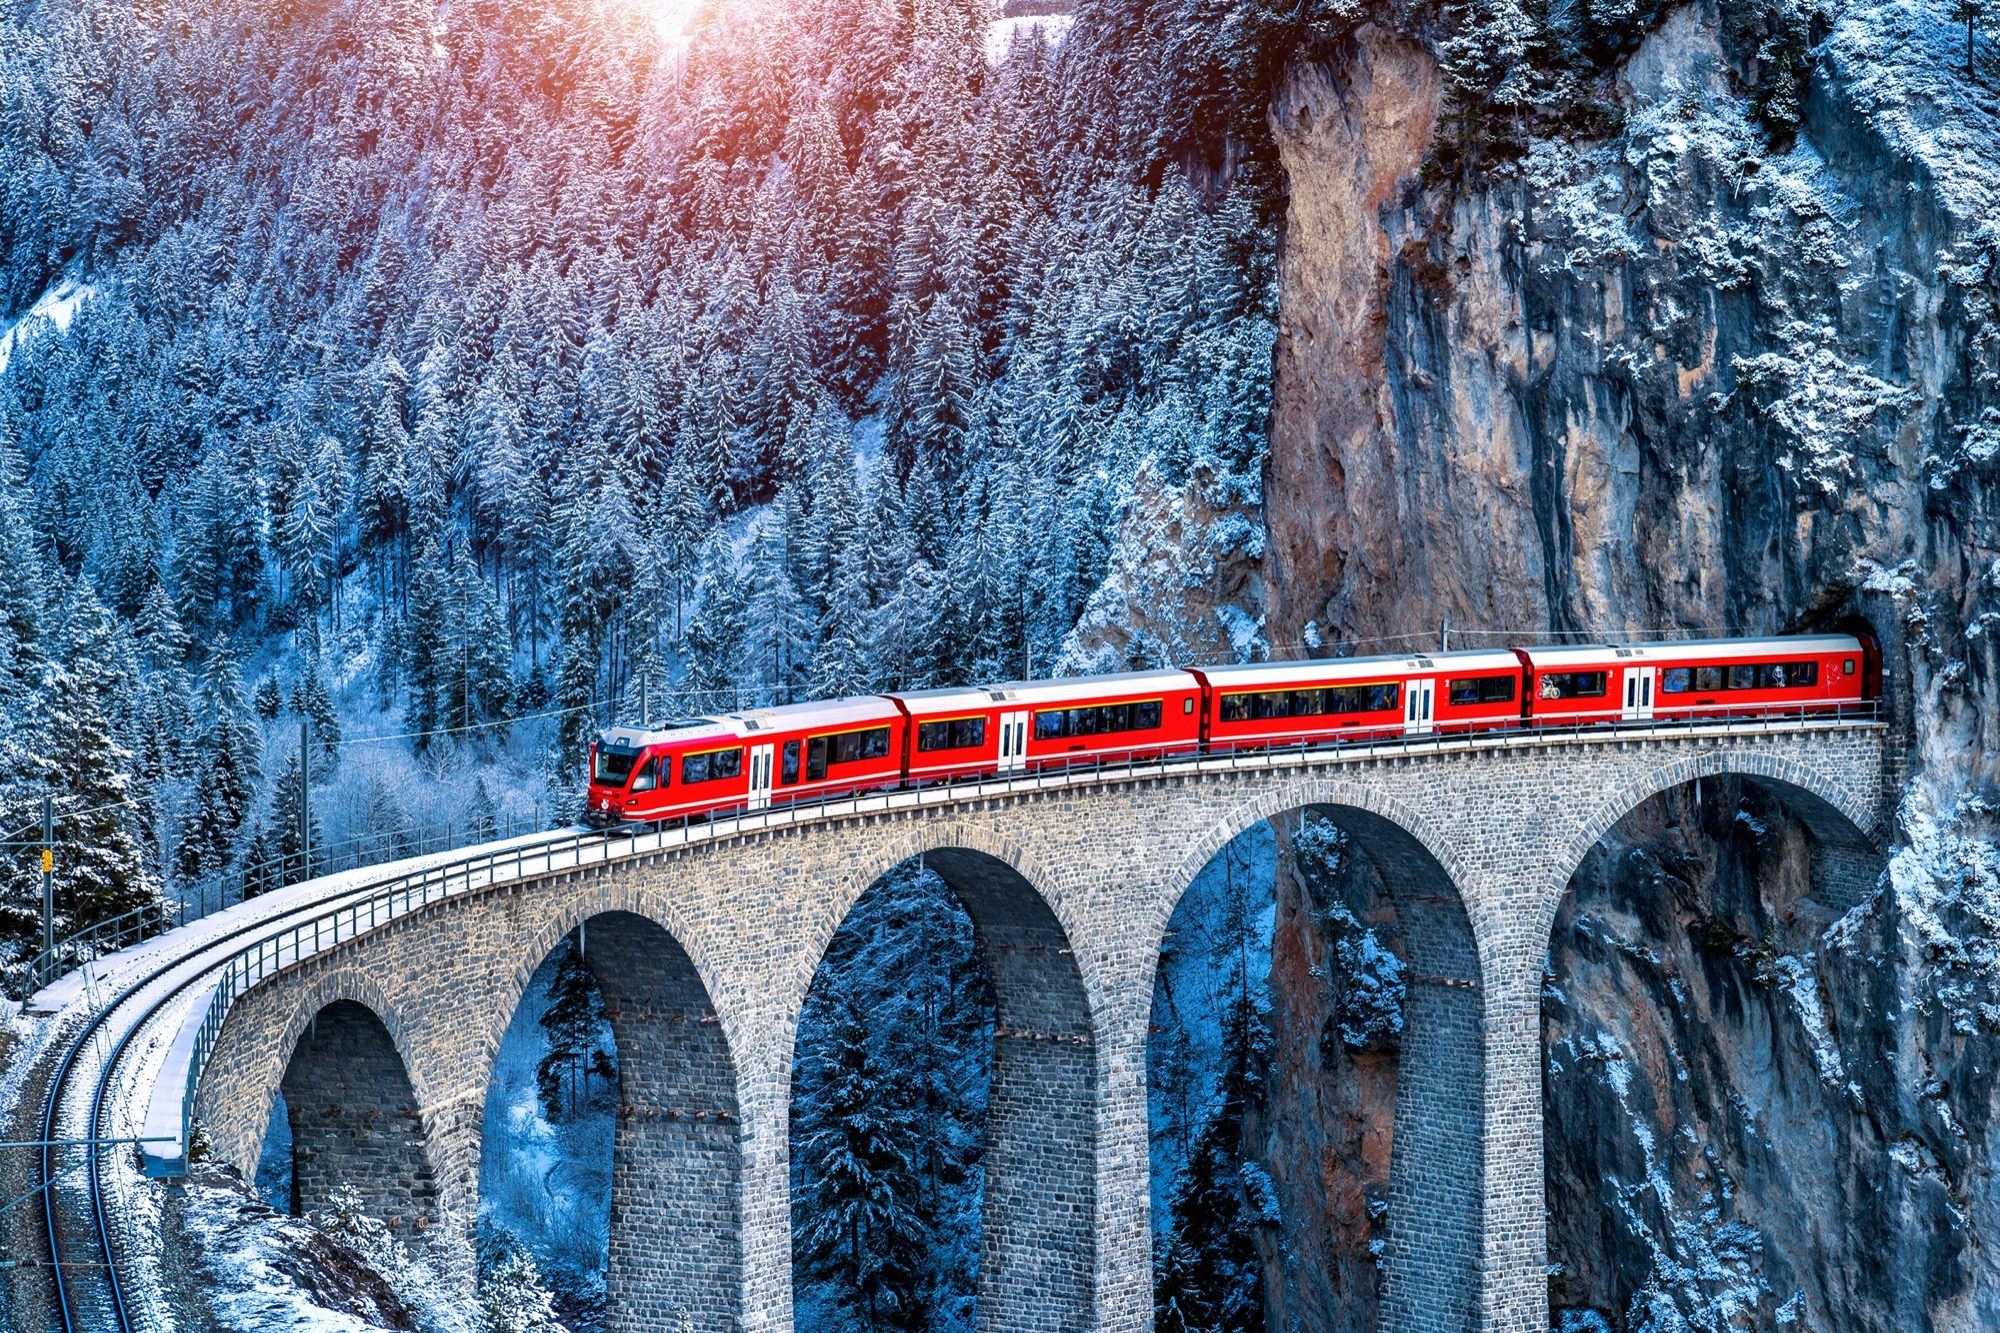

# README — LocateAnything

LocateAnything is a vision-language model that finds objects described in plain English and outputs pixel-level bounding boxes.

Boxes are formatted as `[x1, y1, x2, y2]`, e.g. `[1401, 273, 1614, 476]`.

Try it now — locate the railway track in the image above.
[31, 829, 599, 1333]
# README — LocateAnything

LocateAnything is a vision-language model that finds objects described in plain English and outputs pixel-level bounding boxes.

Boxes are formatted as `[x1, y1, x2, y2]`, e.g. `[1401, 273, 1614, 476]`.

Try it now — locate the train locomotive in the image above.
[585, 632, 1880, 827]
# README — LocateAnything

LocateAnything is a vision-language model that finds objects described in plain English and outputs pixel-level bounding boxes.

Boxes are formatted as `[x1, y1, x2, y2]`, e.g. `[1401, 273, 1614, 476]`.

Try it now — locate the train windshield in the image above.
[593, 744, 643, 788]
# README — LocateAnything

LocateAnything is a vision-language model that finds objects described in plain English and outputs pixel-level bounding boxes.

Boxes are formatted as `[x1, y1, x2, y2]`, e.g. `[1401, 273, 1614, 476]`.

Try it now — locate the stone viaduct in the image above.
[190, 719, 1894, 1333]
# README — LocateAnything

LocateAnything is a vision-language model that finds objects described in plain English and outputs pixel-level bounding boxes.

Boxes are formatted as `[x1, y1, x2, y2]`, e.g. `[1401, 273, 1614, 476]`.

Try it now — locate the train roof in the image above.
[1192, 650, 1520, 690]
[723, 695, 902, 734]
[977, 668, 1200, 705]
[598, 719, 731, 750]
[886, 686, 1002, 714]
[1519, 634, 1862, 667]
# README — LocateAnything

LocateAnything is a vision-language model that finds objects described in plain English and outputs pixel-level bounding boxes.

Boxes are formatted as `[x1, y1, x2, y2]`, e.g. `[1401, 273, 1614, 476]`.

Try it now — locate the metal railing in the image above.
[145, 697, 1888, 1175]
[24, 813, 547, 996]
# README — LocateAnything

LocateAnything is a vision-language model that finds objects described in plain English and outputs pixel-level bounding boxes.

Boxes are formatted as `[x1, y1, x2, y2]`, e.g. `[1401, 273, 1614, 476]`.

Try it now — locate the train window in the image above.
[1538, 671, 1607, 699]
[828, 727, 890, 766]
[1661, 668, 1692, 693]
[593, 745, 641, 787]
[1036, 700, 1164, 738]
[1367, 683, 1400, 712]
[1292, 690, 1325, 716]
[1447, 676, 1516, 706]
[782, 740, 800, 784]
[1843, 658, 1855, 675]
[630, 757, 659, 793]
[681, 748, 742, 785]
[807, 737, 828, 781]
[1694, 666, 1724, 692]
[1182, 698, 1195, 715]
[919, 718, 986, 752]
[1726, 664, 1756, 690]
[1220, 694, 1251, 723]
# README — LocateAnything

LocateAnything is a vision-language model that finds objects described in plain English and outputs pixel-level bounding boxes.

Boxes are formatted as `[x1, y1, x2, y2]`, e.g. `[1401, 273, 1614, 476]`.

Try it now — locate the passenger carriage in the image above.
[990, 669, 1206, 771]
[1193, 650, 1525, 749]
[1519, 635, 1872, 728]
[586, 696, 907, 827]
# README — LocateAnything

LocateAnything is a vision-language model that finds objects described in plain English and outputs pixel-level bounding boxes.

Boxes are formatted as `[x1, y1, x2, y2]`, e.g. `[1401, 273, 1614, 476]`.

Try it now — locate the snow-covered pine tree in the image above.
[266, 749, 323, 890]
[793, 994, 927, 1331]
[290, 662, 341, 775]
[535, 936, 615, 1120]
[254, 673, 283, 721]
[477, 1226, 567, 1333]
[179, 642, 262, 884]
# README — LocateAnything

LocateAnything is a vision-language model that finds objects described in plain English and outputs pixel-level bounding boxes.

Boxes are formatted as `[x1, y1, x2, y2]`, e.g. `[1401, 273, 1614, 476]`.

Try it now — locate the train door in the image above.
[1621, 669, 1655, 723]
[998, 710, 1030, 773]
[1404, 678, 1435, 736]
[747, 743, 775, 810]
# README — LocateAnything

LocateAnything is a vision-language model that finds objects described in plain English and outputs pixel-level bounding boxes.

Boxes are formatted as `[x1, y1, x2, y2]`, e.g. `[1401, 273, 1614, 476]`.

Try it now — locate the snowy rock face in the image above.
[1258, 0, 2000, 1325]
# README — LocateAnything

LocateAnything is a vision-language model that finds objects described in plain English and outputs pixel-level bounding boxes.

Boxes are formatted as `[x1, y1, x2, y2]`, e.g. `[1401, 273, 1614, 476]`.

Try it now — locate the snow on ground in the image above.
[985, 13, 1070, 63]
[175, 1177, 415, 1333]
[0, 277, 93, 378]
[1823, 0, 2000, 224]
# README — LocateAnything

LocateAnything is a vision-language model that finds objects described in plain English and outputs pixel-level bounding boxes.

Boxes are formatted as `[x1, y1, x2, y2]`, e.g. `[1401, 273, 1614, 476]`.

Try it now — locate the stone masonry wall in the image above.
[280, 999, 440, 1235]
[191, 723, 1889, 1333]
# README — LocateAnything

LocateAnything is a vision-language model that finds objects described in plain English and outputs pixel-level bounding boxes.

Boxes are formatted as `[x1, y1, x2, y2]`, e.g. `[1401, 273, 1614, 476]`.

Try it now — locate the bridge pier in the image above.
[584, 911, 743, 1333]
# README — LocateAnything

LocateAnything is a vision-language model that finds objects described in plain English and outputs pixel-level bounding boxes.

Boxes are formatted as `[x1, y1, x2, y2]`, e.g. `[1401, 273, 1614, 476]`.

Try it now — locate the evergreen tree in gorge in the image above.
[443, 545, 513, 738]
[41, 654, 160, 942]
[469, 776, 499, 841]
[794, 994, 927, 1331]
[535, 937, 615, 1120]
[254, 673, 283, 722]
[403, 528, 451, 754]
[1154, 869, 1273, 1333]
[264, 749, 323, 892]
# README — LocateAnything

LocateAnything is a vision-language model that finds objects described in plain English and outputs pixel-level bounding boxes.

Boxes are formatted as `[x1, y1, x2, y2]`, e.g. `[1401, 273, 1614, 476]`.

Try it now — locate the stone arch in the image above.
[793, 820, 1096, 1333]
[484, 905, 741, 1333]
[277, 994, 441, 1235]
[1539, 748, 1885, 946]
[1149, 776, 1487, 1333]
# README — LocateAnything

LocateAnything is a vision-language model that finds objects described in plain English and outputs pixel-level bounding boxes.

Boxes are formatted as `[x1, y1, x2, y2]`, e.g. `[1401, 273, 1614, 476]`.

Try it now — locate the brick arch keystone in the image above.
[789, 819, 1070, 1013]
[1154, 774, 1480, 960]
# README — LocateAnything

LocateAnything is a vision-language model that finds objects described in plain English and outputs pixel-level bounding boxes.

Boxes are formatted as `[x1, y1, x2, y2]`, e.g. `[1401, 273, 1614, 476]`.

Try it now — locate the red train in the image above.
[585, 633, 1880, 827]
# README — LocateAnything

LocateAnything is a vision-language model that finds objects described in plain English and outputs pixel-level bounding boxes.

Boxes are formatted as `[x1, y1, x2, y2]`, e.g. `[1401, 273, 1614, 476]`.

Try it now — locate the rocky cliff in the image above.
[1254, 0, 2000, 1325]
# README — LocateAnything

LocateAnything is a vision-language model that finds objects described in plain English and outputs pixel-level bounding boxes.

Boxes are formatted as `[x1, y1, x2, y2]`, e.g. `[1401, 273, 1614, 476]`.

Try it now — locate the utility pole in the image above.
[299, 716, 312, 882]
[39, 796, 53, 961]
[1440, 615, 1450, 653]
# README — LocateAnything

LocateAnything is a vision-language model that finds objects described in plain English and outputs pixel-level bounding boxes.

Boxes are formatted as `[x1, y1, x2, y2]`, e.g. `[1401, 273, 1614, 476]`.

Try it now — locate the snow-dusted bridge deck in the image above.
[66, 715, 1895, 1333]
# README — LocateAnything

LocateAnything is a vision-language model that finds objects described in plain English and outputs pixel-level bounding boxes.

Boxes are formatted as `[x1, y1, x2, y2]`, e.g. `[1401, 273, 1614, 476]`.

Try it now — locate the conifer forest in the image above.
[3, 0, 1998, 1323]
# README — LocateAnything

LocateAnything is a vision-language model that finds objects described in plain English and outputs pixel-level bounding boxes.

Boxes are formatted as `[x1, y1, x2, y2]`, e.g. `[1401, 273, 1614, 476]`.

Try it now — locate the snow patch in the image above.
[0, 277, 94, 377]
